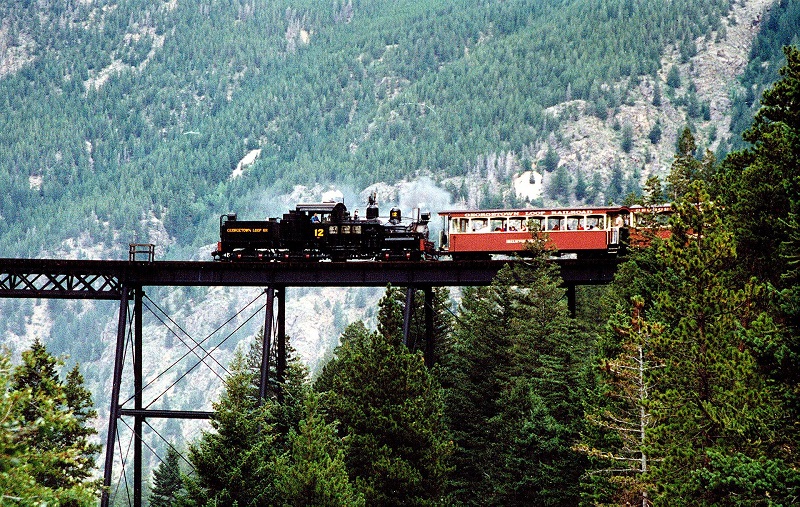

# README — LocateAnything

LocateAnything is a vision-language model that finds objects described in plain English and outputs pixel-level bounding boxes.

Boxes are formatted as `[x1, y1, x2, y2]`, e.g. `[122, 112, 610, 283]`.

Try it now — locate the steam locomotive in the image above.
[213, 197, 670, 262]
[212, 195, 435, 261]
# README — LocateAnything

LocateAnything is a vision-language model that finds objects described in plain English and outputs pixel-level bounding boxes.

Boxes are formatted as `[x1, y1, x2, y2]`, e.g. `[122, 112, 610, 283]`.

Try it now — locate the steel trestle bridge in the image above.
[0, 256, 620, 506]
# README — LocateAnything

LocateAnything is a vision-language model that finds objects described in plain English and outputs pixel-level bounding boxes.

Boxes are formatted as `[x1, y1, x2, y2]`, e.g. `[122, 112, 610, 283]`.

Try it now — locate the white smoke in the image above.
[397, 177, 453, 216]
[397, 177, 453, 248]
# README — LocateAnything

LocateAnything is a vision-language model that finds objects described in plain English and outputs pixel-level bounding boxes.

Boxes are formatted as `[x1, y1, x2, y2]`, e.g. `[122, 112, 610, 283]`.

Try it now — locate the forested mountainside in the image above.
[1, 0, 790, 261]
[3, 1, 800, 504]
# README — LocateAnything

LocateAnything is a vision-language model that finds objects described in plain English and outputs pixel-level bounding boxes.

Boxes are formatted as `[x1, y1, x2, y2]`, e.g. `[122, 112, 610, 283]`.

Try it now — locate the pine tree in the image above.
[578, 297, 663, 506]
[607, 164, 625, 204]
[542, 145, 560, 173]
[322, 323, 452, 506]
[150, 447, 184, 507]
[722, 45, 800, 285]
[373, 284, 452, 362]
[11, 339, 101, 496]
[376, 284, 404, 344]
[666, 64, 681, 88]
[621, 122, 634, 153]
[441, 239, 589, 505]
[666, 127, 700, 200]
[574, 169, 588, 201]
[717, 47, 800, 465]
[185, 348, 278, 506]
[644, 182, 787, 504]
[273, 392, 364, 506]
[61, 364, 101, 485]
[1, 346, 98, 506]
[651, 80, 662, 107]
[647, 120, 662, 144]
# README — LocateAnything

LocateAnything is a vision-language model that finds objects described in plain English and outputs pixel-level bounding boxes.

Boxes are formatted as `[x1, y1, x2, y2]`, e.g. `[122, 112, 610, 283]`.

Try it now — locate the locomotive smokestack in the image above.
[366, 192, 379, 220]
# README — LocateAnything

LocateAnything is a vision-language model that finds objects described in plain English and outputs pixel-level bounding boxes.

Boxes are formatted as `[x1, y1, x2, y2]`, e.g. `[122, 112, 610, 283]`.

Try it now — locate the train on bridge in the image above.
[212, 196, 670, 262]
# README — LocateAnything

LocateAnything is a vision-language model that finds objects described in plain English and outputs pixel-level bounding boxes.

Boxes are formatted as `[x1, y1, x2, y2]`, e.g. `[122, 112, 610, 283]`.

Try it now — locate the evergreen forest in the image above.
[144, 46, 800, 506]
[2, 0, 797, 258]
[2, 0, 800, 505]
[5, 48, 798, 502]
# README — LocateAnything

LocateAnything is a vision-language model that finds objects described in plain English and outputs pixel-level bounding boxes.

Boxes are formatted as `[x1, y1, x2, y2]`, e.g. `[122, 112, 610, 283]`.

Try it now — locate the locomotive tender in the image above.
[212, 195, 435, 261]
[212, 199, 670, 262]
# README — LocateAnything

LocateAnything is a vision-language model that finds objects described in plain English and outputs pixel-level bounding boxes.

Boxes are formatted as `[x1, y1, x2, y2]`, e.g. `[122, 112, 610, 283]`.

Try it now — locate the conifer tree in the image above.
[665, 127, 699, 200]
[647, 182, 786, 503]
[1, 345, 98, 506]
[441, 238, 589, 505]
[599, 177, 792, 504]
[574, 169, 588, 201]
[150, 447, 184, 507]
[717, 45, 800, 459]
[373, 284, 452, 362]
[273, 392, 363, 506]
[185, 330, 312, 507]
[11, 339, 101, 496]
[578, 297, 663, 506]
[722, 45, 800, 285]
[184, 348, 278, 507]
[376, 284, 405, 344]
[321, 321, 452, 506]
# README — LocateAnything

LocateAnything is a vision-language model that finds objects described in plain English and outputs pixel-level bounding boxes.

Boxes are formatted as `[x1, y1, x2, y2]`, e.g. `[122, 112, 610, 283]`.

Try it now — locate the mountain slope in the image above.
[0, 0, 764, 260]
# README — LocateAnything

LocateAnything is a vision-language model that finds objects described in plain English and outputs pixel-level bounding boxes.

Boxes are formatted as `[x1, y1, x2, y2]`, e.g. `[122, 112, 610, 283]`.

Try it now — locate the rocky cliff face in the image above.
[518, 0, 773, 204]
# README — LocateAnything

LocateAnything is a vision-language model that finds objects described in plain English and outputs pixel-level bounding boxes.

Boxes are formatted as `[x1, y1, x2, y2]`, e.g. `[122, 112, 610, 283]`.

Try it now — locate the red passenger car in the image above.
[438, 205, 670, 259]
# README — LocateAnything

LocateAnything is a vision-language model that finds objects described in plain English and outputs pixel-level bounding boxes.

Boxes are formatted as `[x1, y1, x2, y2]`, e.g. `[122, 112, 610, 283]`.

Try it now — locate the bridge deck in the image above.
[0, 257, 621, 299]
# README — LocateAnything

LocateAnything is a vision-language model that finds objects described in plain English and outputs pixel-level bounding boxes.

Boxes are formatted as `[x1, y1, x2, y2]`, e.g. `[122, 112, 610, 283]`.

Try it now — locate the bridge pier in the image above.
[259, 287, 274, 403]
[134, 288, 143, 507]
[102, 286, 130, 507]
[102, 285, 288, 507]
[566, 284, 577, 317]
[401, 286, 435, 366]
[403, 286, 414, 347]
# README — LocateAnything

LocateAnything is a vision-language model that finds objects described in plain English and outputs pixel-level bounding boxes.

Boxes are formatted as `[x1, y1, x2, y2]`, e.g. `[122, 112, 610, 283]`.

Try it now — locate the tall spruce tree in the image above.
[373, 284, 453, 363]
[0, 349, 95, 506]
[649, 181, 788, 503]
[441, 239, 589, 505]
[578, 297, 663, 506]
[184, 348, 278, 507]
[10, 339, 101, 499]
[183, 331, 304, 504]
[721, 45, 800, 275]
[273, 392, 363, 506]
[319, 320, 452, 506]
[150, 446, 184, 507]
[712, 44, 800, 503]
[666, 127, 699, 200]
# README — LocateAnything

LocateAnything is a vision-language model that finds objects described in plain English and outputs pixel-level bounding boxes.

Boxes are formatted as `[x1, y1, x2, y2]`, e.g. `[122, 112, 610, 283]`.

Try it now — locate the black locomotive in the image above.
[212, 195, 434, 261]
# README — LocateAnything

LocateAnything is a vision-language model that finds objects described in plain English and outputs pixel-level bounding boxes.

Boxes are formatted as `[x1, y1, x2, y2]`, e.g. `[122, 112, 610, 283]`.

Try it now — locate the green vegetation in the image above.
[0, 341, 101, 506]
[0, 0, 736, 258]
[131, 49, 798, 505]
[4, 0, 800, 504]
